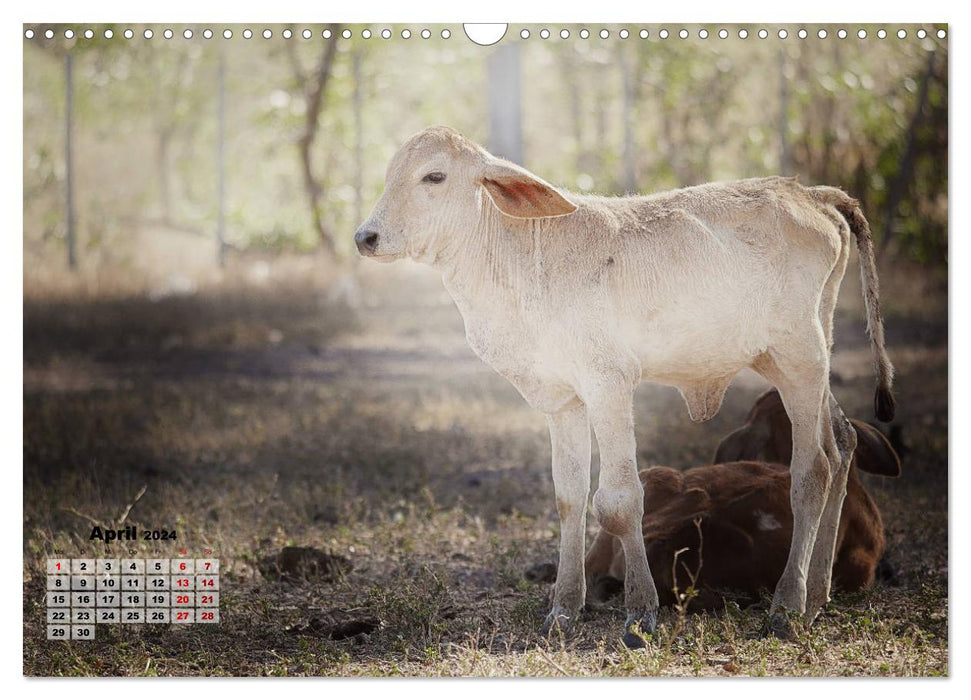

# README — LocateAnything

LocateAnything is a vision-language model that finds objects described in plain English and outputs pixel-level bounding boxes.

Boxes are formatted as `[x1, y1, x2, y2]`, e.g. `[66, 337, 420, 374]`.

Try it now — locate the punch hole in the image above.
[718, 29, 728, 39]
[163, 29, 173, 39]
[916, 29, 926, 39]
[580, 29, 590, 39]
[897, 29, 907, 39]
[619, 29, 629, 39]
[797, 29, 808, 39]
[837, 29, 847, 39]
[600, 29, 609, 39]
[44, 29, 54, 39]
[143, 29, 153, 39]
[184, 29, 193, 39]
[85, 29, 94, 39]
[937, 29, 946, 39]
[104, 29, 114, 39]
[243, 29, 253, 39]
[877, 29, 887, 39]
[659, 29, 669, 39]
[203, 29, 213, 39]
[322, 28, 332, 38]
[778, 29, 788, 39]
[738, 29, 748, 39]
[758, 29, 768, 39]
[263, 29, 272, 39]
[381, 29, 392, 39]
[65, 29, 75, 39]
[464, 24, 507, 45]
[560, 29, 570, 39]
[520, 29, 530, 39]
[679, 29, 688, 39]
[421, 29, 431, 39]
[817, 29, 827, 39]
[401, 29, 411, 39]
[539, 28, 550, 39]
[282, 29, 292, 39]
[441, 29, 451, 39]
[24, 29, 34, 39]
[301, 29, 311, 39]
[857, 29, 867, 39]
[699, 29, 709, 39]
[638, 29, 648, 39]
[362, 29, 372, 39]
[224, 29, 233, 39]
[342, 29, 352, 39]
[124, 29, 134, 39]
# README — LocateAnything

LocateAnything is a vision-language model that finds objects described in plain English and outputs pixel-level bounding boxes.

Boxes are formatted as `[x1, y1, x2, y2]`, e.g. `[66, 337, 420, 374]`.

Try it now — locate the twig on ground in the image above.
[116, 484, 148, 526]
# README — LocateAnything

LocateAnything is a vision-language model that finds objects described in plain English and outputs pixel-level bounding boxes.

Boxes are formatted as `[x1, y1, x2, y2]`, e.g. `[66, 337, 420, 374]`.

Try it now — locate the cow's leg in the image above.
[804, 394, 857, 617]
[586, 382, 659, 648]
[754, 343, 832, 635]
[541, 400, 591, 636]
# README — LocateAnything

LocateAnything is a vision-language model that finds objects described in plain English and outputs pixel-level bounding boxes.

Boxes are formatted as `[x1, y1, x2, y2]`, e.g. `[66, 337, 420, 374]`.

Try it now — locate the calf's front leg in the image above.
[541, 401, 591, 636]
[586, 382, 660, 648]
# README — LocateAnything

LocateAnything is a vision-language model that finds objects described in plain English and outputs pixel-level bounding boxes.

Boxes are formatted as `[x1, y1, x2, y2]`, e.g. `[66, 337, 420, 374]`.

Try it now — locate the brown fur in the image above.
[586, 390, 900, 609]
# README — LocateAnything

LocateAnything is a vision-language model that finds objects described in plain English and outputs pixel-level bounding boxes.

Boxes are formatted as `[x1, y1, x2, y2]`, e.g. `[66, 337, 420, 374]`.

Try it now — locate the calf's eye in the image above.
[422, 172, 446, 184]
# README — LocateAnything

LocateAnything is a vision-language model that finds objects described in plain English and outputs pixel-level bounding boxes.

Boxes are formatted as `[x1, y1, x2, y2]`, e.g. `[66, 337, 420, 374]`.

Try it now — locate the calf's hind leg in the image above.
[755, 344, 832, 633]
[804, 394, 856, 617]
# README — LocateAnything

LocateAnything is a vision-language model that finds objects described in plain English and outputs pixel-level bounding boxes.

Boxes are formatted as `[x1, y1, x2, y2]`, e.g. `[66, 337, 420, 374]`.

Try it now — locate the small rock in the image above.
[258, 546, 351, 582]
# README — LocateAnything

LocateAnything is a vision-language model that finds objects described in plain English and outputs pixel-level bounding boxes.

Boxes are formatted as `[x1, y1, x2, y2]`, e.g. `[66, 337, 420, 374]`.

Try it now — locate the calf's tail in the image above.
[813, 187, 896, 422]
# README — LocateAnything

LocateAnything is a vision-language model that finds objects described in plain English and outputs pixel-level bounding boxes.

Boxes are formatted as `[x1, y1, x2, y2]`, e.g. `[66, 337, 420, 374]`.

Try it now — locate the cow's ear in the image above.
[480, 161, 577, 219]
[851, 420, 901, 477]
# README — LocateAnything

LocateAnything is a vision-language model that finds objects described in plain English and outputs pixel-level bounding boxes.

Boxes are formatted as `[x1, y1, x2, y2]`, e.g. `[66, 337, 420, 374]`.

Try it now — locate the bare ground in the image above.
[22, 260, 948, 676]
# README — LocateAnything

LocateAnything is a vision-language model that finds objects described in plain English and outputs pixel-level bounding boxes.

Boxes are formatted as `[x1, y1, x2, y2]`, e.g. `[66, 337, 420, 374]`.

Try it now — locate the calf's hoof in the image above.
[762, 610, 797, 640]
[622, 609, 658, 649]
[541, 606, 577, 638]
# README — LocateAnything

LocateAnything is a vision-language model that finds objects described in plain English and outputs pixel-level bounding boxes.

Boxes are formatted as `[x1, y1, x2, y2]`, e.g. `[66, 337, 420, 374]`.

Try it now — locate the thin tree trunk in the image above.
[618, 44, 637, 193]
[881, 50, 937, 257]
[352, 47, 364, 227]
[557, 47, 585, 175]
[487, 44, 523, 164]
[64, 52, 76, 270]
[216, 51, 227, 268]
[294, 25, 341, 256]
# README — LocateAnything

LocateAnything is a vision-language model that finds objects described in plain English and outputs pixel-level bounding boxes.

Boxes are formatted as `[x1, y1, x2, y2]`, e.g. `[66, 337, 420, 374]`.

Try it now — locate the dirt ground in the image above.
[22, 257, 948, 677]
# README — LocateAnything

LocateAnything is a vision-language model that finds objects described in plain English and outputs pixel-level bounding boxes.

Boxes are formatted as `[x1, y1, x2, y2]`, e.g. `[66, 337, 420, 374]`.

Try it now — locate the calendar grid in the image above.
[46, 558, 220, 640]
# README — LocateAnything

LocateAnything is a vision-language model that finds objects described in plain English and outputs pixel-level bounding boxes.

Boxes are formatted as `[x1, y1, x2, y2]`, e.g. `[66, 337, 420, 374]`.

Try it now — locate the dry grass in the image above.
[23, 260, 947, 677]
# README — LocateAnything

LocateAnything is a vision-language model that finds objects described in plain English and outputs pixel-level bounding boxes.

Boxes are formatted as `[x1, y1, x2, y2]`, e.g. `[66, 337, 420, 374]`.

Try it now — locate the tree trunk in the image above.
[487, 44, 523, 164]
[294, 25, 341, 256]
[618, 44, 637, 194]
[64, 52, 76, 270]
[881, 50, 937, 257]
[216, 50, 227, 268]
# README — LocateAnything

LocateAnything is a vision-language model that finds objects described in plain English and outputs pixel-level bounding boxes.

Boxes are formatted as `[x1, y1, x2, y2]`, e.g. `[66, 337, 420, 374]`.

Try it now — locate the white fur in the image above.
[356, 126, 893, 638]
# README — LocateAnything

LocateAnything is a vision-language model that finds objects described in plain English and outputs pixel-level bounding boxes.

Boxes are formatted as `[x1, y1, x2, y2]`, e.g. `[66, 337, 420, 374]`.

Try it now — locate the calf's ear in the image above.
[851, 420, 901, 477]
[480, 161, 578, 219]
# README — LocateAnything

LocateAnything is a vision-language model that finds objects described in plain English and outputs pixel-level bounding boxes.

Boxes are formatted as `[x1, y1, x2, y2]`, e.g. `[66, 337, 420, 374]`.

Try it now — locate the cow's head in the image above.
[354, 126, 577, 264]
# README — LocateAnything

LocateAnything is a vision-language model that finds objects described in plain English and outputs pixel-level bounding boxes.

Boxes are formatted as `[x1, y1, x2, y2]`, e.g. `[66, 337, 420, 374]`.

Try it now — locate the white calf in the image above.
[355, 126, 894, 646]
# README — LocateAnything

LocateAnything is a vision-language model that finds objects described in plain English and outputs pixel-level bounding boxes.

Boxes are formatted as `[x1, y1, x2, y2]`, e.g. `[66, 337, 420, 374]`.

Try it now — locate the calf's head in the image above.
[354, 126, 577, 264]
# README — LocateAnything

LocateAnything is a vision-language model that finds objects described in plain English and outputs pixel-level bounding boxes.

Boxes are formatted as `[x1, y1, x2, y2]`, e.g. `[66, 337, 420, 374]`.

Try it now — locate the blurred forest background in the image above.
[23, 24, 947, 295]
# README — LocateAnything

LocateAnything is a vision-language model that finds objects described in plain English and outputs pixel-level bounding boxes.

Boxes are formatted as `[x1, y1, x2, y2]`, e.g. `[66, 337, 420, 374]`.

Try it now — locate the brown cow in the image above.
[585, 390, 900, 610]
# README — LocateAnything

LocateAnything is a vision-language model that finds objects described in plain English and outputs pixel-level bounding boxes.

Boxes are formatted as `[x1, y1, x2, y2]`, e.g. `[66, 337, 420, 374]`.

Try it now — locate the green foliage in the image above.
[23, 24, 947, 272]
